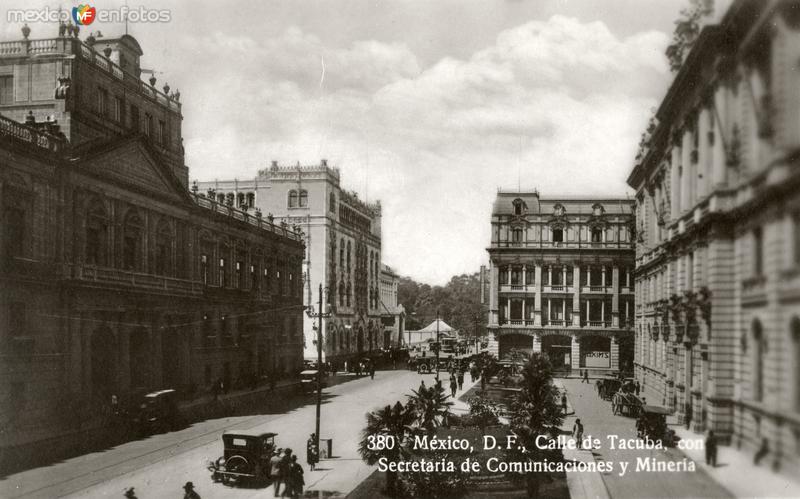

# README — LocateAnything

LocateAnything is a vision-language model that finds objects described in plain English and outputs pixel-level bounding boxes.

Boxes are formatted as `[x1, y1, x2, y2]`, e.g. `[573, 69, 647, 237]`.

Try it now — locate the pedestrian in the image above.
[561, 393, 568, 415]
[287, 454, 304, 497]
[583, 370, 589, 384]
[279, 448, 293, 495]
[579, 369, 583, 380]
[369, 363, 375, 380]
[307, 433, 319, 471]
[573, 418, 584, 448]
[123, 487, 137, 499]
[183, 481, 200, 499]
[705, 430, 717, 467]
[419, 380, 426, 393]
[271, 448, 284, 496]
[480, 369, 487, 391]
[635, 381, 641, 396]
[449, 374, 457, 398]
[457, 370, 464, 391]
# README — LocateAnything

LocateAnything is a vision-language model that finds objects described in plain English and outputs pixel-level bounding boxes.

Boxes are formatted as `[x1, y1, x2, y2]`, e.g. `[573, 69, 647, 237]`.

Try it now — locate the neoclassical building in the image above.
[195, 162, 385, 365]
[0, 27, 304, 452]
[486, 191, 635, 374]
[628, 0, 800, 472]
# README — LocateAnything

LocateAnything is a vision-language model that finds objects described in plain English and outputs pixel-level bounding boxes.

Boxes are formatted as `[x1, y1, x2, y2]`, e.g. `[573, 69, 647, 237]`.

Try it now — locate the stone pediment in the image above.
[75, 136, 190, 204]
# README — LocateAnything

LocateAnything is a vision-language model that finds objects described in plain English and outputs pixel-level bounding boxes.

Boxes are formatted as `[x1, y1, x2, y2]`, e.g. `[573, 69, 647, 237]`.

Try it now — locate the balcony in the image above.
[491, 240, 634, 250]
[193, 194, 303, 241]
[542, 284, 572, 294]
[499, 284, 534, 293]
[585, 321, 612, 328]
[545, 319, 566, 327]
[69, 264, 204, 296]
[499, 319, 536, 327]
[583, 285, 612, 294]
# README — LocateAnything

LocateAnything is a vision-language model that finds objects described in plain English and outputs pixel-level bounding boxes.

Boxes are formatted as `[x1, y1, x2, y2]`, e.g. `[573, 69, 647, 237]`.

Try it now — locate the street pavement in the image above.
[560, 378, 732, 499]
[0, 369, 442, 499]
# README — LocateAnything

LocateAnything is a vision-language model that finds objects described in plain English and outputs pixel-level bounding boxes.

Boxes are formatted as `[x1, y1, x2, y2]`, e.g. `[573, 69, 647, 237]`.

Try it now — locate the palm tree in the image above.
[407, 382, 453, 433]
[506, 353, 564, 498]
[359, 401, 415, 496]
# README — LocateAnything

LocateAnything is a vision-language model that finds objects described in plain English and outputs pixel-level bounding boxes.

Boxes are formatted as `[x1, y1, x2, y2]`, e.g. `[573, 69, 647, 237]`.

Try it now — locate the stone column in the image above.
[522, 265, 527, 287]
[572, 264, 581, 326]
[507, 298, 511, 322]
[611, 336, 619, 371]
[712, 87, 727, 188]
[561, 299, 566, 323]
[562, 266, 567, 286]
[612, 265, 620, 327]
[571, 335, 580, 371]
[489, 261, 499, 325]
[547, 266, 552, 286]
[546, 299, 551, 326]
[601, 266, 606, 287]
[681, 128, 693, 212]
[697, 107, 710, 199]
[534, 264, 542, 326]
[532, 333, 541, 354]
[671, 141, 682, 219]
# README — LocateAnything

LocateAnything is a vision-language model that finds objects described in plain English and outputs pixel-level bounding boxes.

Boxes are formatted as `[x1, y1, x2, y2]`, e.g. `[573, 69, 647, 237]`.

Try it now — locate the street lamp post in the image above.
[306, 283, 331, 451]
[435, 309, 440, 382]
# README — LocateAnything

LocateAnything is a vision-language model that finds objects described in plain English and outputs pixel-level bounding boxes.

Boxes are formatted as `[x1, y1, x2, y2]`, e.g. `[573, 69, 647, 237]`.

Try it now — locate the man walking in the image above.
[271, 448, 284, 496]
[705, 430, 718, 467]
[583, 370, 589, 384]
[573, 418, 584, 449]
[449, 374, 457, 398]
[457, 370, 464, 391]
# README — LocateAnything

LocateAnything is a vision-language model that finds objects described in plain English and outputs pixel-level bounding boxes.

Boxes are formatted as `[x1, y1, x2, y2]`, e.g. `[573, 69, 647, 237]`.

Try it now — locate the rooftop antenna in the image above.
[517, 135, 522, 192]
[124, 0, 129, 35]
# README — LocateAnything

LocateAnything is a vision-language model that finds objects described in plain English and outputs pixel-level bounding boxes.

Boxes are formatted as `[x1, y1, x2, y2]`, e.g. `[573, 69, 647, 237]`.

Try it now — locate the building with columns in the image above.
[0, 28, 304, 453]
[627, 0, 800, 473]
[379, 264, 405, 348]
[486, 191, 636, 374]
[195, 161, 385, 365]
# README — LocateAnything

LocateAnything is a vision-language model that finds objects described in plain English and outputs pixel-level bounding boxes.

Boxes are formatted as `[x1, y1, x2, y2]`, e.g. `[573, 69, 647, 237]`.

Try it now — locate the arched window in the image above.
[753, 319, 765, 402]
[339, 281, 345, 307]
[791, 317, 800, 412]
[3, 174, 31, 261]
[346, 282, 352, 307]
[330, 193, 336, 213]
[512, 198, 525, 216]
[299, 190, 308, 207]
[288, 190, 298, 208]
[154, 220, 172, 276]
[591, 227, 603, 243]
[347, 241, 352, 273]
[85, 199, 108, 266]
[122, 210, 143, 271]
[247, 192, 255, 208]
[339, 239, 345, 268]
[237, 192, 245, 208]
[217, 193, 225, 204]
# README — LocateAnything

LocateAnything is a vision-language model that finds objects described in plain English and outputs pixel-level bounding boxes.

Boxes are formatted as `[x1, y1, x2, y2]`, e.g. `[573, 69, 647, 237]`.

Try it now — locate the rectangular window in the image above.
[200, 254, 209, 285]
[113, 96, 123, 122]
[158, 120, 166, 145]
[235, 260, 243, 289]
[0, 75, 13, 104]
[552, 228, 563, 242]
[96, 87, 108, 116]
[219, 258, 227, 287]
[512, 229, 523, 243]
[123, 236, 137, 270]
[144, 113, 153, 136]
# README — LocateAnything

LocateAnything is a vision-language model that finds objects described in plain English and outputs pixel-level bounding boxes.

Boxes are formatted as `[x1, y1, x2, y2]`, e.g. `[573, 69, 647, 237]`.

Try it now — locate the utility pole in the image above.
[474, 314, 480, 354]
[435, 309, 440, 382]
[306, 283, 330, 450]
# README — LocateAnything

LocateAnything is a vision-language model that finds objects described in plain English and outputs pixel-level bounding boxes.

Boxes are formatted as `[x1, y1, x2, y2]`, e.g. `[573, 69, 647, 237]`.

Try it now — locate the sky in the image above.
[2, 0, 687, 285]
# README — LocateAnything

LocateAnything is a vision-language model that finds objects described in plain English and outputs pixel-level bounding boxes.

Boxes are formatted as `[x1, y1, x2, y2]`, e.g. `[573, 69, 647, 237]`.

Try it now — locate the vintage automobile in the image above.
[209, 430, 277, 485]
[300, 369, 326, 394]
[636, 405, 677, 446]
[132, 389, 184, 435]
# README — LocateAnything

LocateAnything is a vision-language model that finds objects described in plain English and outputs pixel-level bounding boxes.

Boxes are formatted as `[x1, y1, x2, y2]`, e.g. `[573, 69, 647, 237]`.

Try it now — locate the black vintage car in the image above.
[209, 430, 277, 485]
[132, 389, 184, 435]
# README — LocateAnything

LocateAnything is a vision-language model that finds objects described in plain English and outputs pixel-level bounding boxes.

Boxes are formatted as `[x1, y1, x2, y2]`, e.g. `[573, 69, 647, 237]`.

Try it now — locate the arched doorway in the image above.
[541, 334, 572, 370]
[90, 327, 116, 399]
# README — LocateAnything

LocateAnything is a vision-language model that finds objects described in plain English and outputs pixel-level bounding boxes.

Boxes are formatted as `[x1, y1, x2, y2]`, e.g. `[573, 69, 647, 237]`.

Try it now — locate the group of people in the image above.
[122, 481, 200, 498]
[448, 369, 465, 397]
[270, 445, 306, 497]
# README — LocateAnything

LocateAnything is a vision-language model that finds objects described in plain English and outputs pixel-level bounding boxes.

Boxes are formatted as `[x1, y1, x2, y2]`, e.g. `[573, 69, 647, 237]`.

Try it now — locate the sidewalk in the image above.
[672, 426, 800, 498]
[554, 379, 611, 499]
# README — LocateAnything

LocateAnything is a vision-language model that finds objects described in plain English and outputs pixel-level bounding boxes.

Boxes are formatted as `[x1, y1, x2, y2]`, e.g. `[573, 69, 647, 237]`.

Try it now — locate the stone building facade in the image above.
[486, 191, 636, 373]
[0, 30, 304, 450]
[379, 264, 405, 348]
[196, 162, 384, 365]
[627, 0, 800, 472]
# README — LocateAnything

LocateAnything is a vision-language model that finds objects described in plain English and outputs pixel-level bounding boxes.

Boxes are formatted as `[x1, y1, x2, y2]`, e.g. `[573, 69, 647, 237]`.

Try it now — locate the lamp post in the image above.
[306, 283, 331, 450]
[435, 309, 440, 382]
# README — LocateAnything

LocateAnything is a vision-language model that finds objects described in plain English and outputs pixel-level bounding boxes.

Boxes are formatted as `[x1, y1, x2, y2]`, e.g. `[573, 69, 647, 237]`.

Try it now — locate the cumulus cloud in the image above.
[182, 15, 670, 285]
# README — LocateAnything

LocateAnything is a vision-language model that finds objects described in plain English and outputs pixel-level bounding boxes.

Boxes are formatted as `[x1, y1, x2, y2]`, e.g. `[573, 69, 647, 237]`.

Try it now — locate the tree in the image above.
[665, 0, 712, 72]
[467, 395, 501, 434]
[407, 382, 453, 434]
[505, 354, 565, 497]
[358, 401, 416, 496]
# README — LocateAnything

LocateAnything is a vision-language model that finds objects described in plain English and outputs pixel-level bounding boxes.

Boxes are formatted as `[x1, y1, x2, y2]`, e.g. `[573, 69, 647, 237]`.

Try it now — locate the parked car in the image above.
[209, 430, 277, 485]
[300, 369, 326, 394]
[132, 389, 184, 435]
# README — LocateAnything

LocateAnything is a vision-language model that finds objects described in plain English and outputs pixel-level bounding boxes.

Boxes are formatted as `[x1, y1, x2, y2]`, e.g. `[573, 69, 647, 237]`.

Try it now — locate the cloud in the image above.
[182, 15, 670, 285]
